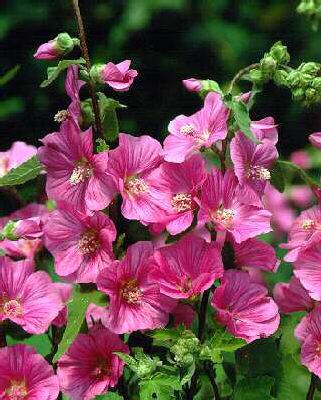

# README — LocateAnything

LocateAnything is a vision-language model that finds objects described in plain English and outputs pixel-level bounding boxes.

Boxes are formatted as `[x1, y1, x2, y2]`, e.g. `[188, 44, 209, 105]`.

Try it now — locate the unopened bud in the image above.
[298, 62, 320, 76]
[34, 32, 79, 60]
[269, 41, 290, 65]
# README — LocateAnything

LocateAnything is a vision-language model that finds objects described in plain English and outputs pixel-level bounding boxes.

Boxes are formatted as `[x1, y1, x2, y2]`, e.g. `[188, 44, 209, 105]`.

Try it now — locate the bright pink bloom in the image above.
[0, 257, 63, 334]
[97, 241, 174, 334]
[274, 277, 314, 314]
[230, 132, 278, 205]
[289, 185, 313, 208]
[294, 244, 321, 301]
[281, 205, 321, 262]
[212, 270, 280, 343]
[101, 60, 138, 91]
[0, 344, 59, 400]
[290, 150, 311, 169]
[198, 168, 272, 243]
[151, 154, 207, 235]
[86, 303, 107, 329]
[163, 92, 229, 163]
[172, 303, 196, 328]
[182, 78, 202, 92]
[44, 204, 116, 283]
[0, 141, 37, 178]
[52, 283, 73, 327]
[107, 133, 169, 223]
[309, 132, 321, 149]
[251, 117, 278, 145]
[38, 119, 115, 213]
[151, 235, 223, 299]
[295, 306, 321, 378]
[57, 326, 129, 400]
[34, 40, 59, 60]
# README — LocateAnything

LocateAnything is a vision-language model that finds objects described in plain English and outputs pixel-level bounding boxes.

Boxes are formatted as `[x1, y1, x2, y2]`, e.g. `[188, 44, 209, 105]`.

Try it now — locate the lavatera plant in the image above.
[1, 1, 321, 400]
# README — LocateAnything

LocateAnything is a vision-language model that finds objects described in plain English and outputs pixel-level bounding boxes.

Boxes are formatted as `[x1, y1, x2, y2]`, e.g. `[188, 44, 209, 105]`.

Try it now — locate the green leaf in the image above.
[97, 93, 125, 142]
[52, 286, 106, 363]
[270, 161, 286, 192]
[139, 372, 181, 400]
[96, 138, 109, 152]
[40, 58, 85, 88]
[6, 333, 52, 357]
[234, 376, 275, 400]
[0, 65, 20, 86]
[209, 326, 246, 352]
[96, 393, 123, 399]
[150, 326, 184, 348]
[201, 149, 221, 169]
[279, 313, 304, 361]
[277, 160, 321, 191]
[0, 156, 42, 187]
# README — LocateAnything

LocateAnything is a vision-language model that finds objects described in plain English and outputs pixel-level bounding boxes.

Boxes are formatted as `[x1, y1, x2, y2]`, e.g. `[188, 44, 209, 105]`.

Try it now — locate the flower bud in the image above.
[286, 70, 301, 88]
[182, 78, 202, 92]
[0, 218, 43, 241]
[305, 87, 317, 102]
[292, 87, 305, 101]
[261, 55, 277, 75]
[298, 62, 320, 76]
[269, 41, 290, 65]
[170, 335, 200, 366]
[274, 69, 289, 86]
[312, 77, 321, 90]
[34, 33, 79, 60]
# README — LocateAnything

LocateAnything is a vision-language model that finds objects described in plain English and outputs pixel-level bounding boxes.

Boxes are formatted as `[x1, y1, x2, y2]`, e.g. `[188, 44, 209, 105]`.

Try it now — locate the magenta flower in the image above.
[151, 234, 223, 299]
[280, 205, 321, 262]
[107, 133, 169, 223]
[0, 344, 59, 400]
[274, 277, 314, 314]
[13, 217, 43, 240]
[97, 241, 174, 334]
[0, 257, 63, 334]
[251, 117, 278, 145]
[289, 185, 313, 208]
[0, 141, 37, 178]
[309, 132, 321, 149]
[163, 92, 229, 163]
[182, 78, 202, 92]
[230, 132, 278, 205]
[198, 168, 272, 243]
[100, 60, 138, 91]
[38, 119, 115, 213]
[34, 40, 59, 60]
[86, 303, 107, 329]
[57, 326, 129, 400]
[52, 283, 73, 327]
[44, 204, 116, 283]
[212, 270, 280, 343]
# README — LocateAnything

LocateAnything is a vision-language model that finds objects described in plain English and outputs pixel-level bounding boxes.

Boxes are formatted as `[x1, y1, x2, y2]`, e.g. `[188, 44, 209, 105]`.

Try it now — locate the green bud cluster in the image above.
[170, 333, 200, 366]
[297, 0, 321, 30]
[55, 33, 79, 56]
[0, 220, 19, 241]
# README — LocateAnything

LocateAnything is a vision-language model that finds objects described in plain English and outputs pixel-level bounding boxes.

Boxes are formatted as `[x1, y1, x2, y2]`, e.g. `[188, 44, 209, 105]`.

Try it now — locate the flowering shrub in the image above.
[1, 1, 321, 400]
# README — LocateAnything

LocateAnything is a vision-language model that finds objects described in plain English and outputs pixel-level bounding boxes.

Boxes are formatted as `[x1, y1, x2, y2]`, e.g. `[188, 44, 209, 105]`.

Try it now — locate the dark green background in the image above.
[1, 0, 320, 155]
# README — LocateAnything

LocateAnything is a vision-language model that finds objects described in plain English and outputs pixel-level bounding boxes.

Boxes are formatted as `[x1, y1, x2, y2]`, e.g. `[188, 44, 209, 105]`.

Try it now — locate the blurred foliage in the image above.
[0, 0, 320, 156]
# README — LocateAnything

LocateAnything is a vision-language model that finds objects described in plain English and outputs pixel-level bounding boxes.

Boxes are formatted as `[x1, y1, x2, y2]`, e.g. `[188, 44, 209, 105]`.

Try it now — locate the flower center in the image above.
[171, 193, 193, 212]
[179, 277, 193, 294]
[301, 219, 316, 231]
[5, 380, 28, 400]
[69, 159, 92, 185]
[78, 230, 100, 255]
[125, 176, 149, 195]
[54, 109, 71, 123]
[213, 208, 235, 227]
[120, 279, 142, 304]
[247, 165, 271, 181]
[180, 124, 209, 143]
[92, 358, 111, 379]
[0, 296, 23, 318]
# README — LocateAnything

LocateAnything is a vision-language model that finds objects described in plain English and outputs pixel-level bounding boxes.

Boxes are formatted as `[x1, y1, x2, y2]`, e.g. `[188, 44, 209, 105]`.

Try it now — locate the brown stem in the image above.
[306, 373, 317, 400]
[229, 63, 260, 93]
[71, 0, 103, 140]
[204, 362, 221, 400]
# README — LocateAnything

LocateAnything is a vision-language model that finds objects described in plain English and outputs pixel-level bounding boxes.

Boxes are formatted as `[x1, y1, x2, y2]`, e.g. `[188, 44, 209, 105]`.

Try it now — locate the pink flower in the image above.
[0, 141, 37, 178]
[290, 150, 311, 169]
[57, 326, 129, 400]
[182, 78, 202, 92]
[34, 40, 59, 60]
[86, 303, 107, 329]
[289, 185, 313, 208]
[295, 305, 321, 378]
[0, 257, 63, 334]
[52, 283, 73, 327]
[172, 303, 196, 328]
[44, 204, 116, 283]
[251, 117, 278, 145]
[280, 205, 321, 262]
[151, 234, 223, 299]
[38, 119, 115, 213]
[107, 133, 169, 223]
[230, 132, 278, 205]
[14, 217, 43, 240]
[150, 154, 207, 235]
[212, 270, 280, 343]
[198, 168, 272, 243]
[163, 92, 229, 163]
[309, 132, 321, 149]
[274, 277, 314, 314]
[97, 241, 174, 334]
[0, 344, 59, 400]
[100, 60, 138, 91]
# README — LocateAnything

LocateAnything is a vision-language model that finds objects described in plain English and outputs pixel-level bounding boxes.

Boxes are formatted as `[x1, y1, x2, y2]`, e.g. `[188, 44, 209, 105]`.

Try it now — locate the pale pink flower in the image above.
[290, 150, 311, 169]
[280, 205, 321, 262]
[38, 119, 115, 213]
[0, 257, 63, 334]
[151, 234, 223, 299]
[289, 185, 313, 208]
[97, 241, 174, 334]
[274, 277, 314, 314]
[44, 204, 116, 283]
[0, 141, 37, 177]
[309, 132, 321, 149]
[52, 283, 73, 327]
[0, 344, 59, 400]
[212, 270, 280, 343]
[182, 78, 202, 92]
[57, 326, 129, 400]
[251, 117, 278, 145]
[100, 60, 138, 91]
[163, 92, 229, 163]
[172, 303, 196, 328]
[198, 168, 272, 243]
[107, 133, 169, 223]
[230, 132, 278, 205]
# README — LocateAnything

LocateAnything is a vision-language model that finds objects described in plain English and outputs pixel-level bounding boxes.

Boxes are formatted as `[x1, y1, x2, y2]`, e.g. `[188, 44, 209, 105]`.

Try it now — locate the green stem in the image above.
[306, 373, 317, 400]
[204, 361, 221, 400]
[228, 63, 260, 93]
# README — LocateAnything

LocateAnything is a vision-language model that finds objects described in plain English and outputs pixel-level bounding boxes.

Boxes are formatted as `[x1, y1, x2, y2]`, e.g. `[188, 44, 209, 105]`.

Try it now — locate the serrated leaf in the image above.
[150, 326, 184, 347]
[139, 372, 181, 400]
[52, 286, 106, 363]
[40, 58, 85, 88]
[228, 98, 259, 143]
[0, 156, 42, 187]
[0, 65, 20, 86]
[209, 326, 246, 352]
[234, 376, 275, 400]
